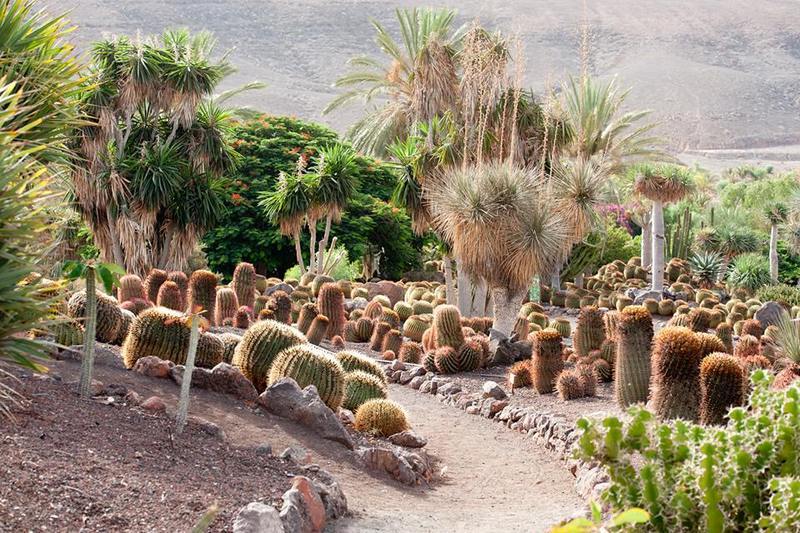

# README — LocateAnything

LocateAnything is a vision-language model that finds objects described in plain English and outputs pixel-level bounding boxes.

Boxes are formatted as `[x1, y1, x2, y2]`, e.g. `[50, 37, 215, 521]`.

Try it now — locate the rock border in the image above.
[380, 358, 609, 500]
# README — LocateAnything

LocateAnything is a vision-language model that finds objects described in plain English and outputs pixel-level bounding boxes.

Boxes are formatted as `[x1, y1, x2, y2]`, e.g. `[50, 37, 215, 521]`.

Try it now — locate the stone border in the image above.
[380, 359, 609, 500]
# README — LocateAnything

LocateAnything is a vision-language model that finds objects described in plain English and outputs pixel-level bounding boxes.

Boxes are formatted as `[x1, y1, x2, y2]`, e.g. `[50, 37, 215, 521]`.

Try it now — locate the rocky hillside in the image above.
[49, 0, 800, 157]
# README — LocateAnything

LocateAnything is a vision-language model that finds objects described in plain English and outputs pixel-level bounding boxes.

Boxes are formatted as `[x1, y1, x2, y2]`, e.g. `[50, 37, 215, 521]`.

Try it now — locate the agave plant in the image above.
[727, 253, 771, 294]
[689, 251, 724, 289]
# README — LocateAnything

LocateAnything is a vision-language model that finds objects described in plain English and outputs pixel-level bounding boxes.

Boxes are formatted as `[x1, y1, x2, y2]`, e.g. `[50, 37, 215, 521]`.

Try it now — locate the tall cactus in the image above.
[530, 329, 564, 394]
[269, 290, 293, 325]
[167, 271, 189, 310]
[297, 302, 319, 334]
[144, 269, 168, 304]
[232, 262, 256, 310]
[699, 353, 746, 425]
[268, 343, 346, 410]
[318, 283, 346, 339]
[215, 287, 239, 325]
[369, 321, 391, 352]
[117, 274, 146, 303]
[187, 270, 218, 324]
[156, 280, 184, 311]
[231, 319, 306, 392]
[614, 305, 653, 408]
[650, 326, 703, 421]
[574, 306, 606, 357]
[433, 304, 465, 350]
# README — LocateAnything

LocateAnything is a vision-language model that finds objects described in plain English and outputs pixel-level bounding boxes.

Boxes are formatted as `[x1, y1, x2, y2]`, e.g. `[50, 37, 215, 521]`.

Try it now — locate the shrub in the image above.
[757, 283, 800, 308]
[576, 371, 800, 532]
[727, 253, 771, 293]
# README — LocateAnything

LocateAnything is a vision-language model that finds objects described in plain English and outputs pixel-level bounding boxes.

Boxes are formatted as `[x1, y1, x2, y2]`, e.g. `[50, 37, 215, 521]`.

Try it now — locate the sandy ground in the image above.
[2, 357, 582, 532]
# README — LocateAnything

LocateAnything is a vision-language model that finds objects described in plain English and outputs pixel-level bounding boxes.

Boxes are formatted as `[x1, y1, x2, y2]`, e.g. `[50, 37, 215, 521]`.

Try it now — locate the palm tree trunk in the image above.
[770, 223, 779, 283]
[651, 200, 665, 292]
[78, 268, 96, 399]
[456, 259, 471, 316]
[175, 314, 200, 434]
[157, 227, 175, 269]
[317, 214, 333, 273]
[471, 277, 488, 316]
[491, 286, 523, 337]
[443, 255, 455, 306]
[293, 231, 306, 275]
[550, 263, 561, 290]
[641, 209, 652, 269]
[308, 220, 318, 275]
[106, 206, 124, 267]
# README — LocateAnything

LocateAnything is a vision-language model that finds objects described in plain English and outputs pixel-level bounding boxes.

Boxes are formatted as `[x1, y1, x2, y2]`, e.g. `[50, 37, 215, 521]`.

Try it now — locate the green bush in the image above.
[202, 115, 421, 278]
[727, 253, 771, 293]
[757, 284, 800, 308]
[777, 240, 800, 286]
[575, 371, 800, 532]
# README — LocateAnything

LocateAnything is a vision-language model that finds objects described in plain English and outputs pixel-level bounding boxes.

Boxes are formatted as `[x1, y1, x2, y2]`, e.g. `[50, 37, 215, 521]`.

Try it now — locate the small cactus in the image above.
[509, 360, 532, 390]
[411, 300, 434, 315]
[343, 321, 359, 342]
[556, 369, 585, 400]
[398, 342, 423, 364]
[306, 315, 330, 345]
[342, 370, 387, 411]
[734, 334, 760, 359]
[218, 332, 242, 363]
[354, 398, 410, 436]
[117, 274, 146, 303]
[715, 322, 734, 353]
[434, 346, 460, 374]
[422, 351, 437, 373]
[402, 315, 431, 342]
[552, 317, 571, 338]
[311, 275, 335, 297]
[530, 329, 564, 394]
[268, 290, 293, 325]
[381, 308, 401, 329]
[121, 297, 152, 316]
[457, 338, 482, 372]
[574, 306, 606, 357]
[268, 344, 346, 410]
[394, 301, 413, 321]
[354, 317, 375, 342]
[234, 306, 250, 329]
[740, 318, 763, 339]
[381, 329, 403, 354]
[364, 300, 384, 320]
[336, 350, 387, 384]
[297, 302, 319, 334]
[699, 353, 746, 425]
[433, 305, 465, 351]
[53, 318, 84, 347]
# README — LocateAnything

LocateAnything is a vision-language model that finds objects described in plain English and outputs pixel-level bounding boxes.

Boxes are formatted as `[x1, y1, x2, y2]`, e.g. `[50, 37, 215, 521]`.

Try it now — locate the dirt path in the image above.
[52, 360, 582, 531]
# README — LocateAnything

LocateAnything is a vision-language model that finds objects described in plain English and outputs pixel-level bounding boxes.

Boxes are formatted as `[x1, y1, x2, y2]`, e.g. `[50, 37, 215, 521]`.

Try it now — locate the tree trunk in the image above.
[491, 286, 523, 337]
[78, 268, 97, 399]
[317, 214, 333, 275]
[175, 314, 200, 434]
[770, 223, 779, 283]
[640, 209, 652, 269]
[574, 272, 584, 289]
[550, 263, 561, 290]
[456, 258, 471, 316]
[308, 220, 318, 275]
[157, 227, 175, 269]
[443, 255, 456, 306]
[293, 232, 306, 275]
[471, 277, 488, 317]
[106, 206, 124, 267]
[651, 200, 665, 292]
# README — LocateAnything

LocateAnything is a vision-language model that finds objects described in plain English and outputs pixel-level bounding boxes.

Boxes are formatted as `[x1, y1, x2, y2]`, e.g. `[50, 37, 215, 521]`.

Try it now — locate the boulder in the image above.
[170, 363, 258, 402]
[388, 430, 427, 448]
[280, 446, 311, 464]
[627, 289, 662, 304]
[258, 379, 354, 449]
[482, 380, 507, 400]
[365, 281, 404, 306]
[279, 476, 326, 533]
[344, 297, 368, 312]
[233, 502, 285, 533]
[356, 446, 430, 485]
[140, 396, 166, 413]
[311, 470, 348, 521]
[755, 301, 785, 327]
[264, 283, 294, 297]
[133, 356, 174, 379]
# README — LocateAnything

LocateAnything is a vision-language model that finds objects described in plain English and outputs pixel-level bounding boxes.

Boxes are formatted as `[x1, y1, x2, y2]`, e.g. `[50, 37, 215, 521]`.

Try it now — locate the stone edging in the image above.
[380, 359, 609, 500]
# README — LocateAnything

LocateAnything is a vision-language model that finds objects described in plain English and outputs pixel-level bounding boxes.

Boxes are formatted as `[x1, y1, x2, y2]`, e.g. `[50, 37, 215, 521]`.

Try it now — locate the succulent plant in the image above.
[53, 318, 84, 347]
[411, 300, 434, 315]
[433, 305, 465, 351]
[422, 350, 437, 373]
[114, 309, 135, 345]
[657, 299, 675, 316]
[122, 307, 224, 369]
[715, 322, 734, 353]
[369, 321, 391, 352]
[403, 315, 431, 342]
[364, 300, 384, 320]
[233, 306, 250, 329]
[650, 326, 703, 421]
[231, 319, 306, 392]
[318, 283, 346, 339]
[699, 353, 745, 425]
[433, 346, 460, 374]
[578, 364, 598, 396]
[258, 308, 275, 321]
[696, 332, 727, 356]
[166, 271, 189, 310]
[556, 368, 586, 400]
[615, 296, 633, 311]
[394, 301, 413, 321]
[593, 358, 613, 382]
[187, 270, 218, 324]
[253, 295, 269, 317]
[508, 360, 532, 390]
[218, 332, 242, 364]
[306, 315, 330, 345]
[354, 317, 375, 342]
[311, 275, 335, 297]
[734, 334, 761, 359]
[574, 306, 606, 357]
[268, 344, 346, 410]
[354, 398, 410, 436]
[530, 329, 564, 394]
[67, 289, 124, 344]
[422, 326, 435, 353]
[215, 287, 239, 326]
[398, 341, 423, 364]
[381, 329, 403, 354]
[121, 297, 152, 316]
[337, 279, 352, 298]
[118, 274, 146, 303]
[458, 338, 483, 372]
[772, 364, 800, 390]
[740, 319, 763, 339]
[333, 351, 386, 384]
[550, 317, 571, 338]
[381, 308, 401, 329]
[296, 302, 319, 334]
[614, 305, 653, 408]
[343, 321, 359, 342]
[342, 370, 388, 411]
[267, 290, 293, 325]
[232, 262, 256, 310]
[156, 280, 183, 311]
[144, 269, 168, 304]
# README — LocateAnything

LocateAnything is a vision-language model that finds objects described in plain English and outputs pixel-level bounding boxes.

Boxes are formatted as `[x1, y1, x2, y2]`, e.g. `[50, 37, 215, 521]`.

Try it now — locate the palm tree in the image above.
[71, 29, 239, 275]
[766, 203, 789, 283]
[633, 163, 694, 292]
[324, 8, 464, 156]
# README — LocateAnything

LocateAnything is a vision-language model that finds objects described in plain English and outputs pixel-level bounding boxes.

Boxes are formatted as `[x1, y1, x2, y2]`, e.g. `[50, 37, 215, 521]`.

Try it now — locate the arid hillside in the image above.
[49, 0, 800, 160]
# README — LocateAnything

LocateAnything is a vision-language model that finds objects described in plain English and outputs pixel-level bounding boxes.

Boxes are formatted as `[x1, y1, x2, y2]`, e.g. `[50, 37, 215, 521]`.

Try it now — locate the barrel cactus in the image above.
[156, 281, 183, 311]
[306, 315, 330, 345]
[574, 307, 606, 357]
[552, 318, 571, 338]
[434, 346, 460, 374]
[67, 289, 124, 344]
[187, 270, 218, 324]
[398, 341, 423, 364]
[402, 315, 431, 342]
[167, 271, 188, 309]
[121, 297, 152, 316]
[458, 338, 483, 372]
[336, 350, 387, 384]
[297, 302, 319, 334]
[318, 283, 346, 339]
[734, 334, 760, 359]
[232, 319, 306, 392]
[411, 300, 434, 315]
[381, 329, 403, 354]
[614, 305, 653, 408]
[657, 299, 676, 316]
[509, 360, 532, 390]
[342, 370, 387, 411]
[219, 332, 242, 364]
[422, 350, 437, 373]
[144, 269, 168, 304]
[530, 329, 564, 394]
[354, 317, 375, 342]
[650, 326, 703, 421]
[53, 318, 84, 347]
[234, 306, 250, 329]
[381, 308, 401, 329]
[122, 307, 224, 369]
[394, 301, 413, 322]
[369, 321, 391, 352]
[364, 300, 384, 320]
[268, 290, 293, 325]
[118, 274, 146, 303]
[354, 398, 410, 436]
[699, 352, 746, 425]
[231, 262, 256, 310]
[114, 308, 135, 345]
[433, 305, 465, 350]
[740, 318, 763, 339]
[311, 275, 335, 297]
[253, 295, 269, 317]
[696, 332, 727, 356]
[556, 368, 586, 400]
[268, 344, 346, 410]
[215, 287, 239, 326]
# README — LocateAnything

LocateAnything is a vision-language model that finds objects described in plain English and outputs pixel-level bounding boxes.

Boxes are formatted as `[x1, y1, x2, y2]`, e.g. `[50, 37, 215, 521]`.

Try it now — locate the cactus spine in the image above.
[231, 319, 306, 392]
[167, 271, 188, 310]
[268, 290, 293, 325]
[614, 305, 653, 408]
[354, 317, 375, 342]
[381, 329, 403, 354]
[234, 306, 250, 329]
[433, 304, 465, 350]
[398, 342, 423, 364]
[650, 326, 703, 421]
[699, 353, 746, 425]
[268, 344, 346, 410]
[402, 315, 431, 342]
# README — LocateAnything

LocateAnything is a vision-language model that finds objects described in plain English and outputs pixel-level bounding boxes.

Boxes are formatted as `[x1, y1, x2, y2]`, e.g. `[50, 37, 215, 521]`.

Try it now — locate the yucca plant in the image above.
[323, 7, 464, 157]
[727, 253, 771, 294]
[632, 163, 694, 292]
[773, 311, 800, 363]
[689, 251, 724, 289]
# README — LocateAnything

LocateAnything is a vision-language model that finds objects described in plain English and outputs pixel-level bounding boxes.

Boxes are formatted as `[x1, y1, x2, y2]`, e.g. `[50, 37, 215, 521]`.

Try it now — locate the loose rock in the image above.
[233, 502, 285, 533]
[388, 430, 427, 448]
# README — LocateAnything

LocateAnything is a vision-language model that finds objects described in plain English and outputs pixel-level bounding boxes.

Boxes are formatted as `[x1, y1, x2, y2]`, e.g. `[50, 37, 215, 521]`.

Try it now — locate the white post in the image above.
[176, 314, 200, 434]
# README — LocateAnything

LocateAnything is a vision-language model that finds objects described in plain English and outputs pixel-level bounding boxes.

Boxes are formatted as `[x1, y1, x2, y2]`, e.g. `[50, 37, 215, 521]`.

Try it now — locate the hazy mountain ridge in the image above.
[49, 0, 800, 158]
